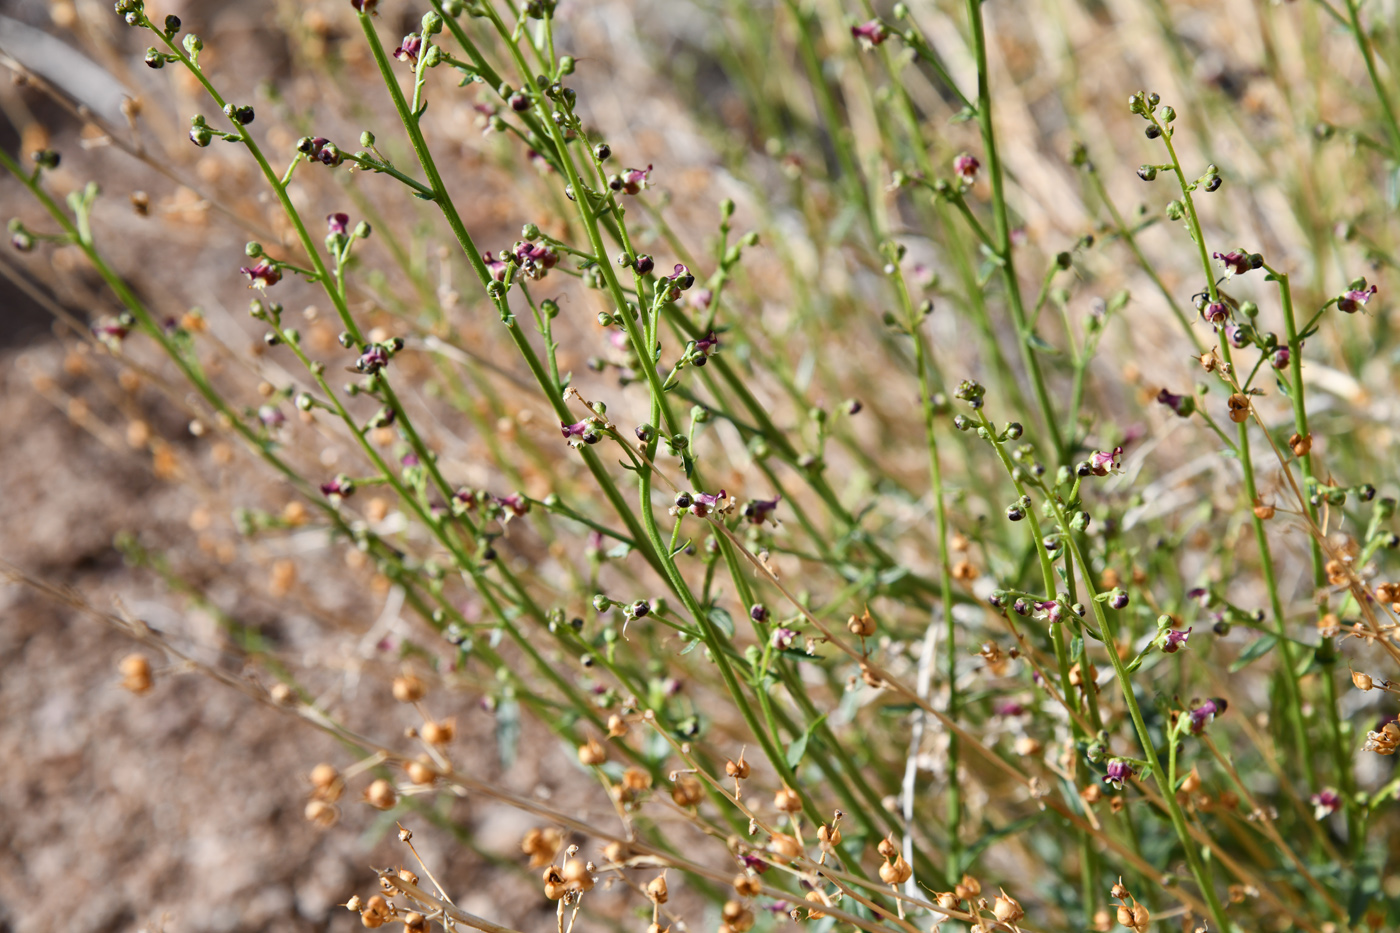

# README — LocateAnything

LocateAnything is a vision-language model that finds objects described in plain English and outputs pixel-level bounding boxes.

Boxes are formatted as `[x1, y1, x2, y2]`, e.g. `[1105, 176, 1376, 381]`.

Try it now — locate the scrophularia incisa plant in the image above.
[4, 0, 1400, 931]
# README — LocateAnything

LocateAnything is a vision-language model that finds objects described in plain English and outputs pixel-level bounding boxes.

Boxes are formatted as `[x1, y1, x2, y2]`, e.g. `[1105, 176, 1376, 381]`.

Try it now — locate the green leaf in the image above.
[1026, 332, 1058, 353]
[606, 541, 633, 559]
[495, 697, 521, 770]
[708, 606, 735, 640]
[1230, 634, 1277, 672]
[785, 714, 828, 770]
[1276, 376, 1291, 399]
[669, 538, 692, 559]
[1105, 289, 1131, 314]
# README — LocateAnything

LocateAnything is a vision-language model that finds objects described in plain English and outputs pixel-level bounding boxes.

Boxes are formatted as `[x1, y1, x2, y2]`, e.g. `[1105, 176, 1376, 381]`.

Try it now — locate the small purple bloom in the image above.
[401, 452, 420, 468]
[1162, 627, 1191, 653]
[1189, 697, 1222, 735]
[1271, 346, 1290, 369]
[740, 855, 770, 874]
[1187, 587, 1211, 607]
[1310, 788, 1341, 820]
[452, 486, 477, 508]
[494, 493, 530, 517]
[616, 165, 652, 195]
[667, 263, 695, 290]
[750, 604, 768, 623]
[1108, 589, 1130, 610]
[321, 475, 354, 499]
[953, 152, 980, 185]
[1034, 600, 1063, 624]
[351, 0, 378, 12]
[512, 240, 558, 278]
[772, 627, 797, 650]
[694, 330, 720, 359]
[240, 260, 281, 288]
[394, 34, 422, 65]
[1156, 388, 1195, 417]
[1225, 324, 1248, 348]
[1200, 301, 1229, 325]
[1337, 281, 1377, 313]
[994, 700, 1026, 717]
[305, 137, 343, 167]
[258, 404, 286, 428]
[1103, 759, 1135, 789]
[1212, 250, 1253, 277]
[662, 676, 683, 697]
[560, 418, 601, 444]
[850, 19, 889, 46]
[741, 494, 781, 526]
[91, 317, 130, 344]
[356, 345, 389, 374]
[1088, 446, 1123, 476]
[688, 288, 714, 311]
[483, 251, 509, 282]
[327, 212, 350, 235]
[690, 489, 729, 517]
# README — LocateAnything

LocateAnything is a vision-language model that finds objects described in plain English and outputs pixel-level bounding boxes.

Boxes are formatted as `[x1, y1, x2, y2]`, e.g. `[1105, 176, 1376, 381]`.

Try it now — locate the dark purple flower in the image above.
[740, 855, 770, 874]
[401, 452, 420, 467]
[258, 404, 286, 428]
[661, 676, 682, 697]
[953, 152, 980, 185]
[351, 0, 378, 13]
[616, 164, 652, 195]
[772, 627, 797, 650]
[1337, 282, 1377, 313]
[495, 493, 530, 517]
[483, 251, 509, 281]
[1103, 759, 1135, 789]
[560, 419, 601, 444]
[321, 475, 354, 499]
[1310, 788, 1341, 820]
[356, 345, 389, 374]
[91, 317, 129, 344]
[1213, 250, 1252, 277]
[304, 137, 343, 167]
[667, 263, 695, 291]
[1034, 600, 1063, 624]
[1225, 324, 1248, 348]
[1189, 698, 1222, 734]
[994, 700, 1026, 717]
[1200, 301, 1229, 325]
[240, 260, 282, 288]
[586, 530, 606, 553]
[1187, 587, 1211, 607]
[512, 240, 558, 278]
[1088, 446, 1123, 476]
[11, 230, 33, 252]
[741, 495, 781, 526]
[394, 34, 422, 65]
[1272, 346, 1290, 369]
[850, 19, 889, 46]
[1162, 627, 1191, 653]
[327, 212, 350, 235]
[1108, 589, 1130, 610]
[1156, 388, 1195, 417]
[689, 288, 714, 311]
[453, 486, 478, 509]
[689, 489, 729, 517]
[750, 604, 768, 623]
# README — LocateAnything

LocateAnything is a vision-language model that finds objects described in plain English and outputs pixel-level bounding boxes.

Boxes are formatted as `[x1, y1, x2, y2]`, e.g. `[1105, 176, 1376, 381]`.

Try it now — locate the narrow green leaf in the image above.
[1230, 634, 1277, 672]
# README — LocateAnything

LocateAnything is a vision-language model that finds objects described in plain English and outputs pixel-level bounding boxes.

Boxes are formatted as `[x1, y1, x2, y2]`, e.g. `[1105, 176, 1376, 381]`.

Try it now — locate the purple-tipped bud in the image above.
[327, 212, 350, 235]
[1272, 346, 1290, 369]
[667, 263, 695, 291]
[1108, 589, 1129, 610]
[616, 165, 652, 195]
[1156, 388, 1195, 417]
[258, 404, 286, 428]
[483, 251, 509, 281]
[850, 19, 889, 46]
[750, 604, 768, 623]
[239, 261, 282, 288]
[1224, 324, 1248, 348]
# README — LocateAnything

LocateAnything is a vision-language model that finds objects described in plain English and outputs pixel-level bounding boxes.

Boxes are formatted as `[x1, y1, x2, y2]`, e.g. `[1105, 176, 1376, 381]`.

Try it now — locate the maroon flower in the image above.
[1161, 627, 1191, 653]
[560, 419, 601, 444]
[772, 627, 797, 650]
[91, 317, 130, 344]
[351, 0, 378, 13]
[1272, 346, 1290, 370]
[1156, 388, 1195, 417]
[1212, 250, 1253, 277]
[615, 164, 652, 195]
[394, 34, 422, 64]
[240, 260, 282, 288]
[1224, 324, 1248, 348]
[741, 495, 782, 526]
[321, 475, 354, 499]
[740, 855, 770, 874]
[1337, 281, 1377, 313]
[953, 152, 980, 186]
[1103, 759, 1135, 789]
[483, 251, 509, 282]
[258, 404, 286, 428]
[850, 19, 889, 46]
[1188, 697, 1224, 734]
[1310, 788, 1341, 820]
[356, 345, 389, 373]
[1087, 446, 1123, 476]
[512, 240, 558, 278]
[495, 493, 530, 517]
[327, 212, 350, 235]
[1200, 301, 1229, 325]
[688, 489, 729, 517]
